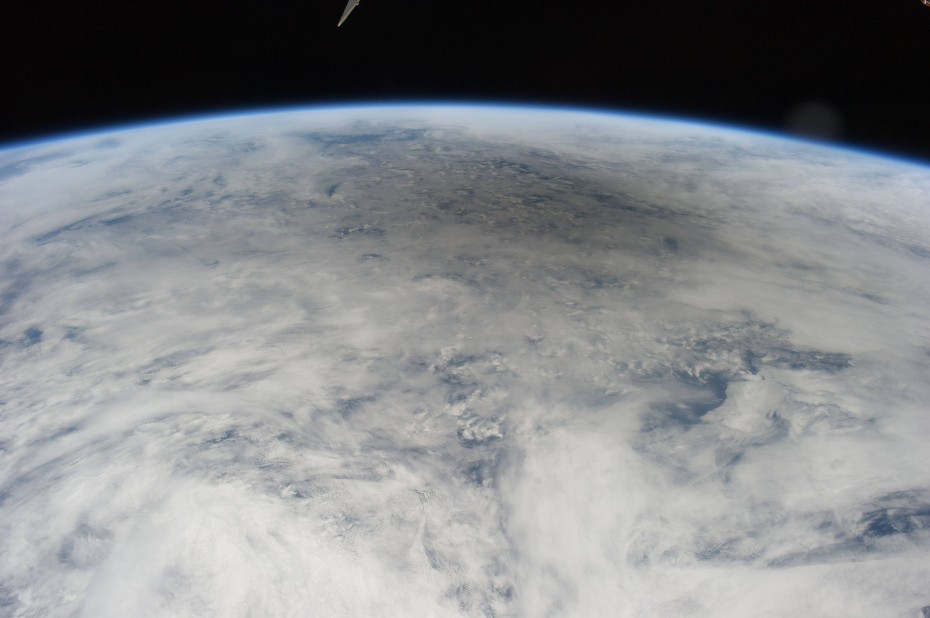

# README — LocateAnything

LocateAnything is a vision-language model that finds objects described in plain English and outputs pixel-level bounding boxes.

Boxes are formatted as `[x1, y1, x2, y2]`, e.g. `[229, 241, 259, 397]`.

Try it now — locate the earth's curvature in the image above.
[1, 105, 929, 617]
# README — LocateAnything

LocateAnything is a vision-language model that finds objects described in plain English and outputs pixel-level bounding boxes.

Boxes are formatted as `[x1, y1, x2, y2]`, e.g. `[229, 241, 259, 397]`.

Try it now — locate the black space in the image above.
[2, 0, 929, 161]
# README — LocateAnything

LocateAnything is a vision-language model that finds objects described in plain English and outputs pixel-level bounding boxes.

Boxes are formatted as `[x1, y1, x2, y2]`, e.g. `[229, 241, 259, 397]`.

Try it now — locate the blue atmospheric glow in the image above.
[1, 101, 927, 170]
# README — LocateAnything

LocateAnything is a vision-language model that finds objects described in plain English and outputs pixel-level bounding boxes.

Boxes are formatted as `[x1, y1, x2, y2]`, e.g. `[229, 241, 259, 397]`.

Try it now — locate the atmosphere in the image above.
[2, 1, 930, 161]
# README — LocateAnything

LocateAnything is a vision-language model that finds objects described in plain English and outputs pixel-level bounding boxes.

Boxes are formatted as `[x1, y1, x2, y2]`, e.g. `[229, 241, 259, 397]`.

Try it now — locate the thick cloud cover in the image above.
[1, 107, 929, 616]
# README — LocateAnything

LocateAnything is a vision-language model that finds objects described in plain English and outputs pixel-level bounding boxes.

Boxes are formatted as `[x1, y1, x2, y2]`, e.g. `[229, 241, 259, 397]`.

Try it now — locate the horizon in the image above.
[3, 102, 929, 170]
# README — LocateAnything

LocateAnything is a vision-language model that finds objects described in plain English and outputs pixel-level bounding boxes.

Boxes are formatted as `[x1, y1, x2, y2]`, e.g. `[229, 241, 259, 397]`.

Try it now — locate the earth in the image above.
[1, 105, 929, 617]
